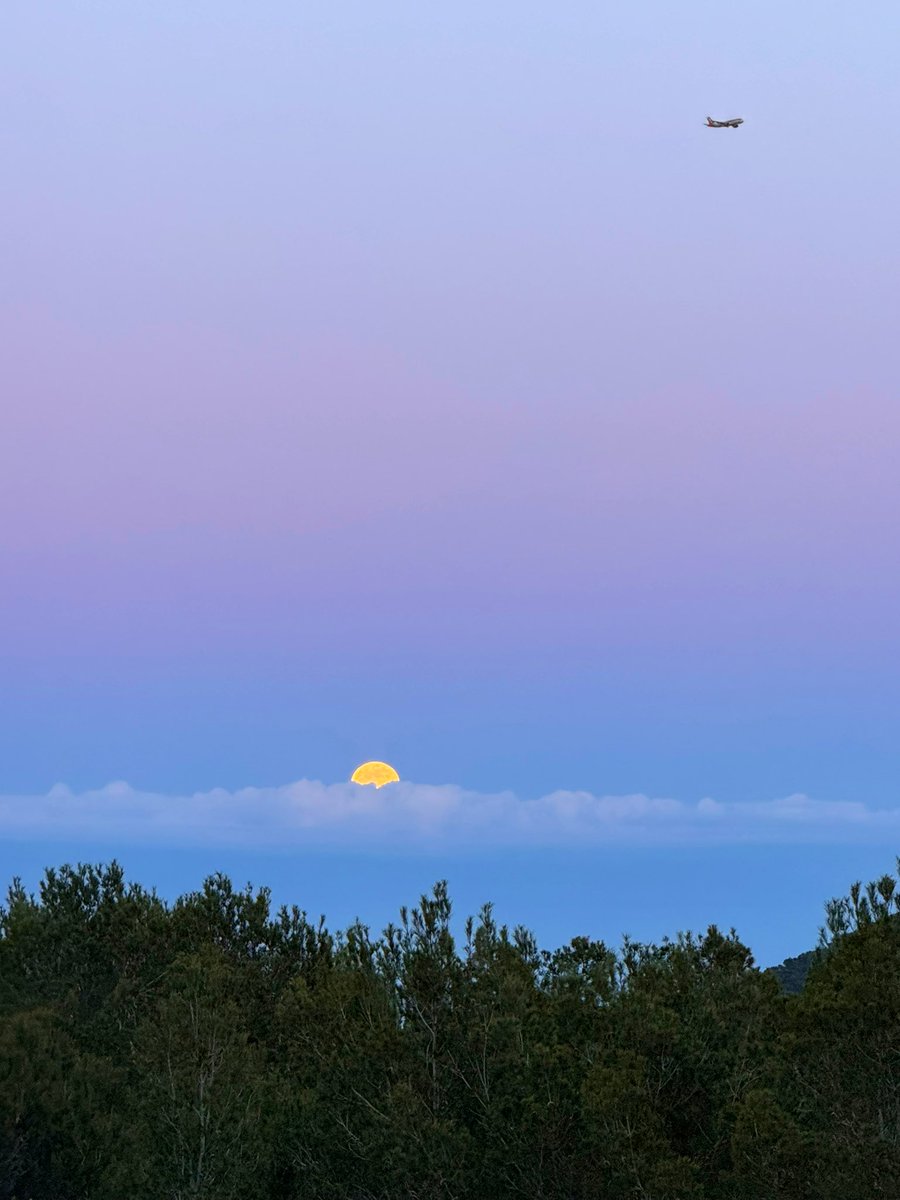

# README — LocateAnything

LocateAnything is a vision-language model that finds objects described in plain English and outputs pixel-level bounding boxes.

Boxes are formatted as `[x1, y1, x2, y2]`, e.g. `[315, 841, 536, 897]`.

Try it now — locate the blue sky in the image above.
[2, 1, 900, 968]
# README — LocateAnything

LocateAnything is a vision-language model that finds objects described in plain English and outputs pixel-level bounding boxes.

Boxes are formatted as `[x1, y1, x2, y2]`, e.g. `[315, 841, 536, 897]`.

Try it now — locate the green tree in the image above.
[3, 855, 900, 1200]
[783, 867, 900, 1198]
[108, 945, 274, 1200]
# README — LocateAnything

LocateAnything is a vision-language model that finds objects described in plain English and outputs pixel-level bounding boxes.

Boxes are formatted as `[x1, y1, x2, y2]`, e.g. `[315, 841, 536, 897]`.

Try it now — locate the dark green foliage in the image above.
[1, 858, 899, 1198]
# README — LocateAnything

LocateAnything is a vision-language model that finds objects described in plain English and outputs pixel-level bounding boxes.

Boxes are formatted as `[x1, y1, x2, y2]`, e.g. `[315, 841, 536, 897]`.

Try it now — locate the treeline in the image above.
[1, 860, 899, 1199]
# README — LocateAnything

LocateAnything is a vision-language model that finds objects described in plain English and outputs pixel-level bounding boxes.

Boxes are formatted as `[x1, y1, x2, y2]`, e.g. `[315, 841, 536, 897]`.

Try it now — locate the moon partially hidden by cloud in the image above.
[351, 761, 400, 789]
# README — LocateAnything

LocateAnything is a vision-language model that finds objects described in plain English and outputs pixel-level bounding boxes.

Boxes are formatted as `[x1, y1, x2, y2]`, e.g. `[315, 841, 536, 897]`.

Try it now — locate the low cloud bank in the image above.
[0, 780, 897, 851]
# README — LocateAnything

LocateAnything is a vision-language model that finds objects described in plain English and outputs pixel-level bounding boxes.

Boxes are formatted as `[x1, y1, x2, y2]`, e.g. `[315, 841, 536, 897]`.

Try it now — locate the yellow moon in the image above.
[351, 761, 400, 788]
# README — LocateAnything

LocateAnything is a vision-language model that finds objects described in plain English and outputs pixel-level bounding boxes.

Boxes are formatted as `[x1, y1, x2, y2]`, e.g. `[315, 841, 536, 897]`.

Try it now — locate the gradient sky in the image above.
[2, 2, 900, 967]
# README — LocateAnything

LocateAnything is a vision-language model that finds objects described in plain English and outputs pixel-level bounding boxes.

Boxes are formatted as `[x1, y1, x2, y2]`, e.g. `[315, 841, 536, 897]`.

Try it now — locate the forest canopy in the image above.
[1, 858, 899, 1199]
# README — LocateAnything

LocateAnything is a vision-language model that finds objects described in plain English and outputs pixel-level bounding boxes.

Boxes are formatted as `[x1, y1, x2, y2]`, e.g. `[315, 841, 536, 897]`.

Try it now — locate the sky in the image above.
[2, 1, 900, 968]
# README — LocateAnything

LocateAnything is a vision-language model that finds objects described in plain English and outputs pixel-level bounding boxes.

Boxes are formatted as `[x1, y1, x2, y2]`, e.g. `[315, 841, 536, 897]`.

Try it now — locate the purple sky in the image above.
[2, 2, 900, 965]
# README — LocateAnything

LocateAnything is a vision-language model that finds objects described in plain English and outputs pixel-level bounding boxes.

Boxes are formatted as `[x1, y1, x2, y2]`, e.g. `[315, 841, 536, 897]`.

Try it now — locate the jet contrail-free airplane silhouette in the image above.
[706, 116, 744, 128]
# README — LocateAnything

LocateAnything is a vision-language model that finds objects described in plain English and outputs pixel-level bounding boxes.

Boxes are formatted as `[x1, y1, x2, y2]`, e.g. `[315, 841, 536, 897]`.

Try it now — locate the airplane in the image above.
[706, 116, 744, 128]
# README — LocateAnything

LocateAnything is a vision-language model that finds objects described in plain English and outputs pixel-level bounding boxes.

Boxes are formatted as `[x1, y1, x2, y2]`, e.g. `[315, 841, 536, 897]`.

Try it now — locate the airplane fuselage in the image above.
[706, 117, 743, 128]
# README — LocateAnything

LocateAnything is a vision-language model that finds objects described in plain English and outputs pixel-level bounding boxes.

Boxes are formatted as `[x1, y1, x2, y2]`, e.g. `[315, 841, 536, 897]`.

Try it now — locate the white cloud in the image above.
[0, 779, 897, 852]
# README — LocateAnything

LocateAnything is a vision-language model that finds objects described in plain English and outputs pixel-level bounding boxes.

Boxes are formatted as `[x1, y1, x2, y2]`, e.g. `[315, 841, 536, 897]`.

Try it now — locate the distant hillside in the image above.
[766, 947, 821, 994]
[767, 909, 900, 994]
